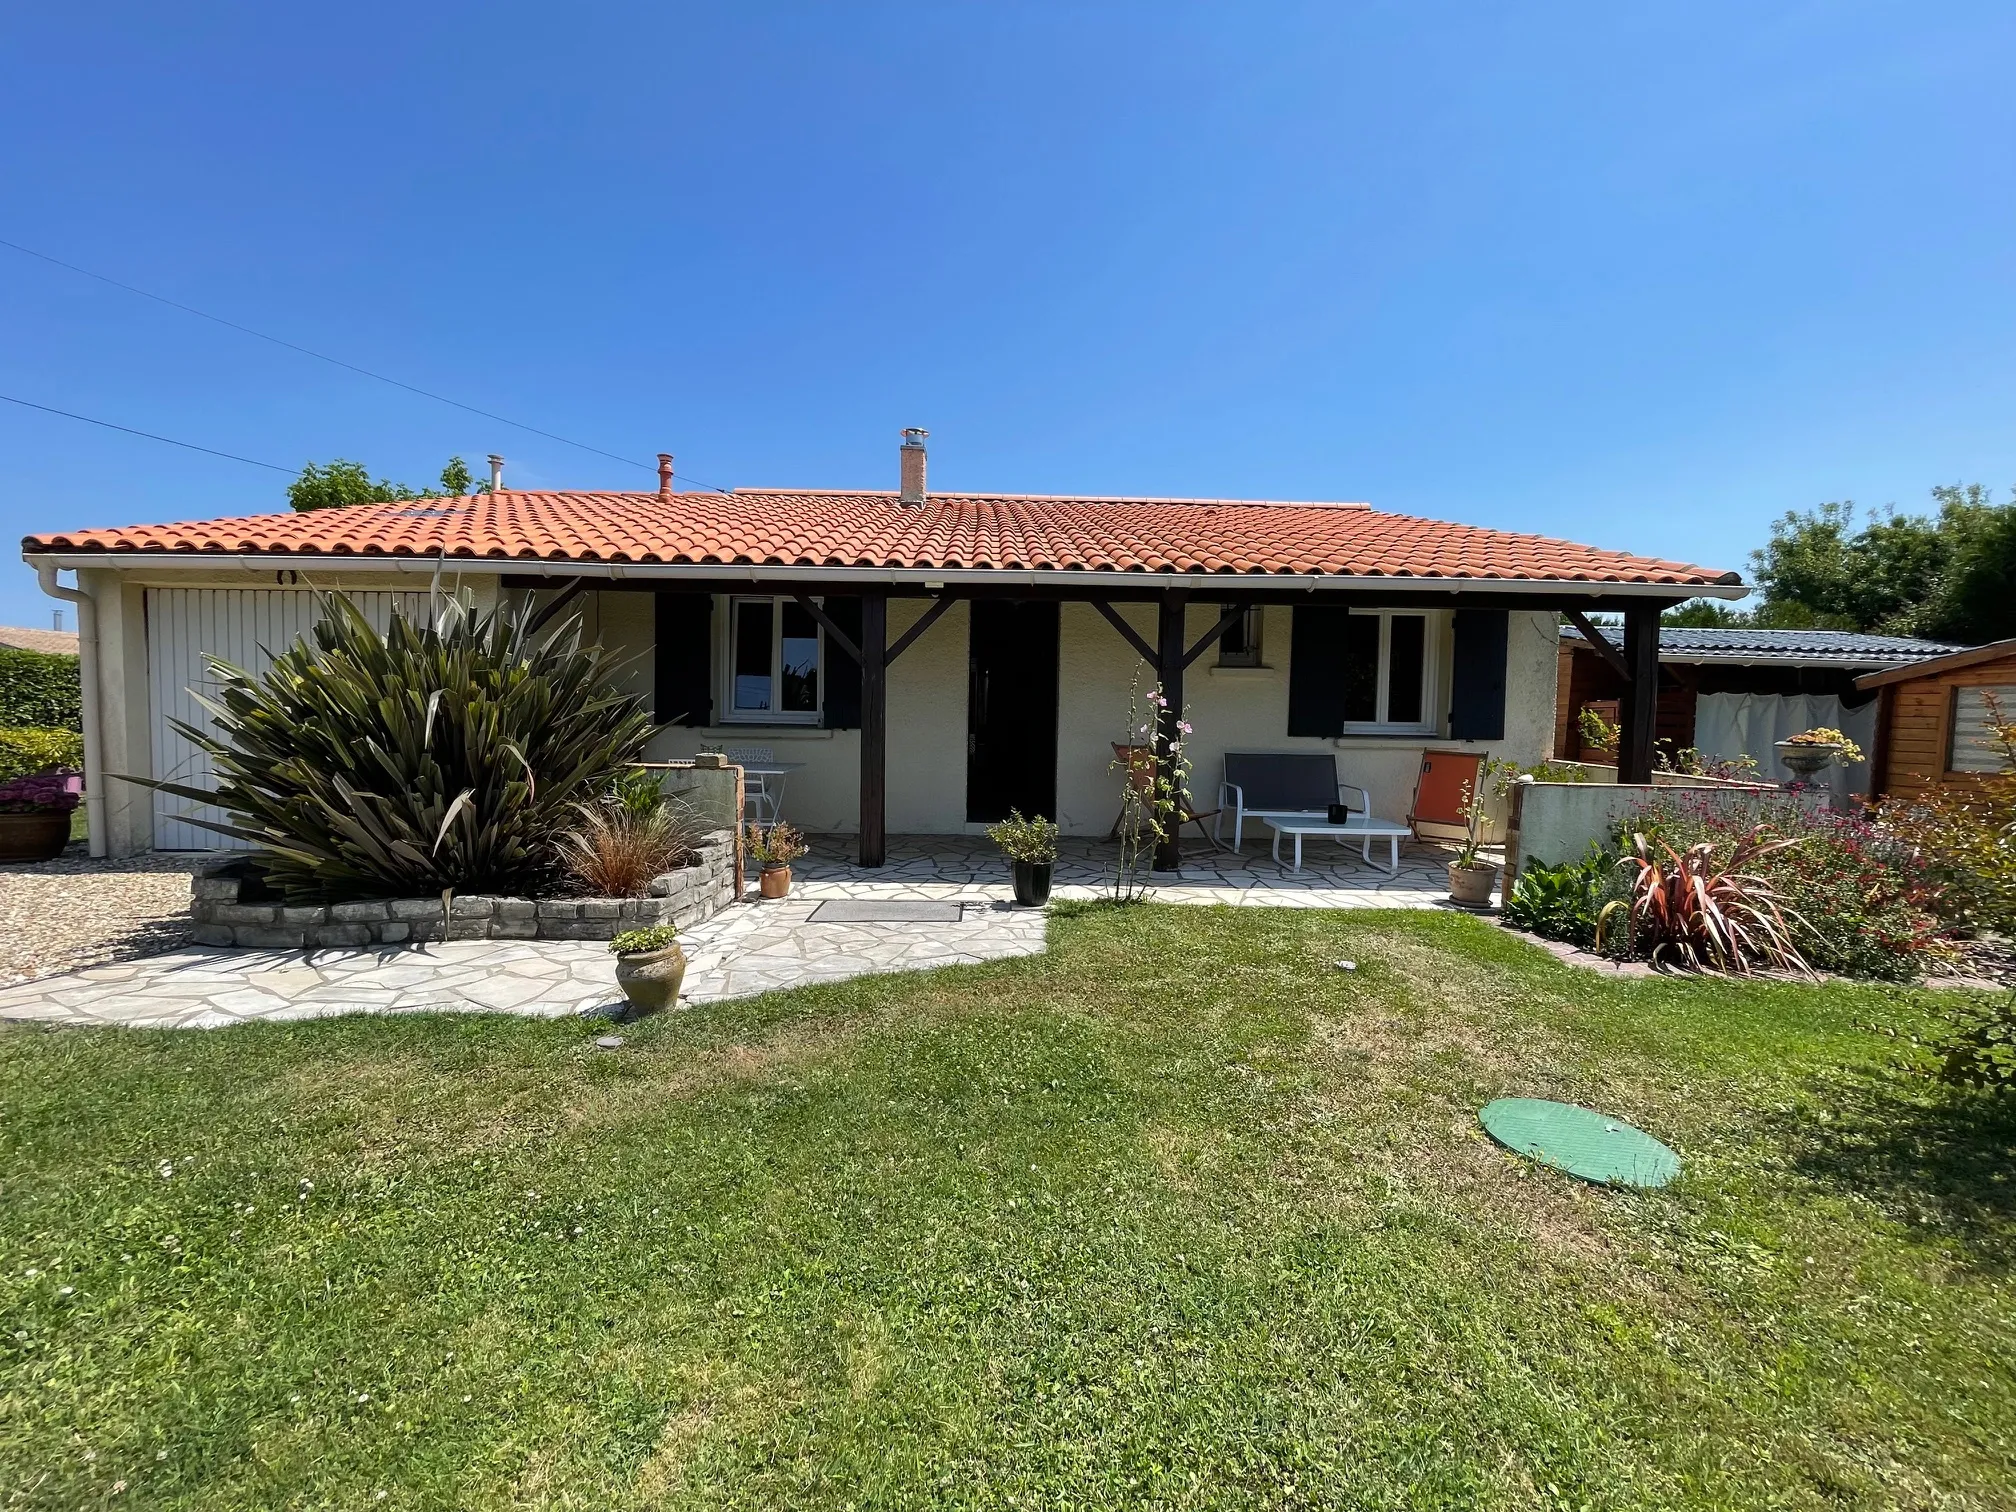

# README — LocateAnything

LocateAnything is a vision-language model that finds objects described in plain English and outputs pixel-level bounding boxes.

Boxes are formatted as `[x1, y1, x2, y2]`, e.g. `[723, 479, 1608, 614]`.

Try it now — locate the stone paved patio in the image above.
[793, 831, 1486, 909]
[0, 832, 1484, 1030]
[0, 891, 1049, 1031]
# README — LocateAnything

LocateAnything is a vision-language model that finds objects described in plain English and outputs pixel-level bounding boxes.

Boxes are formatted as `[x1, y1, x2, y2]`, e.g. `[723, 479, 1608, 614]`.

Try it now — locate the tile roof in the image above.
[23, 489, 1740, 586]
[1565, 625, 1965, 664]
[0, 625, 79, 655]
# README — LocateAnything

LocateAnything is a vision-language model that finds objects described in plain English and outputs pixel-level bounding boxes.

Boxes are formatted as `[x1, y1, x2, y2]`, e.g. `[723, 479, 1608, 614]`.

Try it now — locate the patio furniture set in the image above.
[722, 744, 1484, 877]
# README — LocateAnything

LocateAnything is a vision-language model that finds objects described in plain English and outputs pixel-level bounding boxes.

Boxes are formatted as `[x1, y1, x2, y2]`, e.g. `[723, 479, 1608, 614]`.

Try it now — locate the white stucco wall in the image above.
[631, 594, 1560, 837]
[79, 571, 1559, 852]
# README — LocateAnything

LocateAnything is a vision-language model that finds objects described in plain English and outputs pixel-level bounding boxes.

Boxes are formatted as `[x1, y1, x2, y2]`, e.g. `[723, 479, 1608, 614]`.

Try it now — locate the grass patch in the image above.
[2, 906, 2012, 1508]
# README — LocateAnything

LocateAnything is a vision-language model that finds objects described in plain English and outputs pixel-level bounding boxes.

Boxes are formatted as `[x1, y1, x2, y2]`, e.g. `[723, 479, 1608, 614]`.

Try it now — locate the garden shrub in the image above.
[0, 648, 81, 730]
[1871, 699, 2016, 938]
[1616, 793, 1950, 981]
[141, 589, 652, 902]
[1502, 849, 1614, 949]
[0, 726, 84, 781]
[1935, 992, 2016, 1093]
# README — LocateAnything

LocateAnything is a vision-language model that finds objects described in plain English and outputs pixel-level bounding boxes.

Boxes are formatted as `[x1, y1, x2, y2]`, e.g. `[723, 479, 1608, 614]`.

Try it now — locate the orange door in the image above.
[1412, 749, 1484, 829]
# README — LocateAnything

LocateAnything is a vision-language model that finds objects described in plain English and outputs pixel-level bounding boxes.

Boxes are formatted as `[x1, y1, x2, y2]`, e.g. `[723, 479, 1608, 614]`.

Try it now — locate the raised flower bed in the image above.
[189, 828, 739, 949]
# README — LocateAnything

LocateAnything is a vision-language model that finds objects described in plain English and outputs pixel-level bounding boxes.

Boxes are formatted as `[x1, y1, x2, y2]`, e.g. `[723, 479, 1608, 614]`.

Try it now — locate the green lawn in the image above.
[2, 906, 2011, 1509]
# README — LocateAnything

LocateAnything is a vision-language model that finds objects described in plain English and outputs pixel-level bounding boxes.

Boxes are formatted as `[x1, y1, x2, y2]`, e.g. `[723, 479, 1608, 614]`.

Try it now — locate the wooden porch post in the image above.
[859, 592, 888, 867]
[1153, 590, 1189, 872]
[1617, 603, 1660, 784]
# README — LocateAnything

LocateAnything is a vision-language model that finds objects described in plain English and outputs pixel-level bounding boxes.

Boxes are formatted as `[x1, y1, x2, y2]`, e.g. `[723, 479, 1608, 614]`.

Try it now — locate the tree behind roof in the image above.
[288, 456, 492, 512]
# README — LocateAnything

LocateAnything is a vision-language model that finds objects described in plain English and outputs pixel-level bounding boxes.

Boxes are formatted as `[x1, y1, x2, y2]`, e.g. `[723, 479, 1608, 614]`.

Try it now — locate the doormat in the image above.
[806, 900, 965, 924]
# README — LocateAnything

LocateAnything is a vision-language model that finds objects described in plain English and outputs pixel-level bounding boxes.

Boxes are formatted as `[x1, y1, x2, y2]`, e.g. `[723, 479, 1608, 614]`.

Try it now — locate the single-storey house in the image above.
[1554, 625, 1962, 794]
[1856, 637, 2016, 799]
[23, 435, 1742, 867]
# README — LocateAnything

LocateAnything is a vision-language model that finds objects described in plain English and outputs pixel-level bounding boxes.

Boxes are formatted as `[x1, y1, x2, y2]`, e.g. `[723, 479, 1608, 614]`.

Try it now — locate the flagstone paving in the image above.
[0, 833, 1483, 1030]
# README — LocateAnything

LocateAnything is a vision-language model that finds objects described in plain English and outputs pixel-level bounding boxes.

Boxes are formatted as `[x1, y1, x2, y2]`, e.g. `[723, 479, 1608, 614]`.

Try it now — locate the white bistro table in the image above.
[1263, 815, 1412, 875]
[735, 761, 806, 823]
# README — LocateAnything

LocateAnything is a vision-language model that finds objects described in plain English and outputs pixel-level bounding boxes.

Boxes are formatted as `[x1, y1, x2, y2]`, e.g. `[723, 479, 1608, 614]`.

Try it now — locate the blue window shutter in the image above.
[654, 593, 713, 726]
[1449, 610, 1508, 740]
[821, 597, 863, 730]
[1288, 606, 1351, 736]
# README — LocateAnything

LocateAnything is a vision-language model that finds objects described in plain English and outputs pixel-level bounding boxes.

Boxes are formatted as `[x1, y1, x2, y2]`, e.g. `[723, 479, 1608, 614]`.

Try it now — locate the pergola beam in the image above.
[1562, 609, 1630, 678]
[1616, 603, 1662, 783]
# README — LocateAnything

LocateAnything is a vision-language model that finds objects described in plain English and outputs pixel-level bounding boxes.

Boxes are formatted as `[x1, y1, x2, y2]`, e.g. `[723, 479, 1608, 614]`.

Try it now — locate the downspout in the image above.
[33, 560, 106, 856]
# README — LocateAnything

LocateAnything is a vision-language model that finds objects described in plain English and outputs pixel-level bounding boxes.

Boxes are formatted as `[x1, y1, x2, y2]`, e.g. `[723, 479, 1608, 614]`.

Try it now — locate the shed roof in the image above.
[1564, 625, 1963, 668]
[1854, 637, 2016, 689]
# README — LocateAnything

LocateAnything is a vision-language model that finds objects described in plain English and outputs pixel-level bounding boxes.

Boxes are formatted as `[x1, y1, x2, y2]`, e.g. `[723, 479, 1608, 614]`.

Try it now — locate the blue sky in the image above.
[3, 2, 2012, 625]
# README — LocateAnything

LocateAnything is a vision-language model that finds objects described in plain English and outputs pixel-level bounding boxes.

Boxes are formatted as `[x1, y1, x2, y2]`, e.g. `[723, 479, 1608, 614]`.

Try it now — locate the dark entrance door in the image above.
[966, 600, 1060, 823]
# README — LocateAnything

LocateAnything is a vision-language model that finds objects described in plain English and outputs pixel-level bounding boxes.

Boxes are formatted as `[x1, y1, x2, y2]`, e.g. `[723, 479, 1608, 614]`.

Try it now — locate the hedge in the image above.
[0, 727, 84, 781]
[0, 648, 81, 730]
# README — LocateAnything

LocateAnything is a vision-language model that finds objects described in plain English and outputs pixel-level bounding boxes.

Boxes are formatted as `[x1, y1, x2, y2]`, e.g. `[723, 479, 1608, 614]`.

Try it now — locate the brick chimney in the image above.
[658, 453, 675, 498]
[487, 454, 504, 491]
[899, 428, 928, 505]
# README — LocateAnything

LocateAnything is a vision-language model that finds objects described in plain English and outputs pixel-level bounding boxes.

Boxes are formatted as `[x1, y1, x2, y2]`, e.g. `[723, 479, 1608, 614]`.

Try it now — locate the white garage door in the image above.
[146, 589, 435, 850]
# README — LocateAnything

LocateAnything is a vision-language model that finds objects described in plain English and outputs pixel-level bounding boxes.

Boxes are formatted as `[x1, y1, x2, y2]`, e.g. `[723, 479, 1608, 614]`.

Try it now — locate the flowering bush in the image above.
[0, 727, 84, 814]
[1654, 742, 1763, 782]
[1870, 693, 2016, 938]
[1616, 793, 1951, 980]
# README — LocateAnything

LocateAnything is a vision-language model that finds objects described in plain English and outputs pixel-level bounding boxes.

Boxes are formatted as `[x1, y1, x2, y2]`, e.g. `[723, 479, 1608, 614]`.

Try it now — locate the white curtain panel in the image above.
[1692, 691, 1880, 796]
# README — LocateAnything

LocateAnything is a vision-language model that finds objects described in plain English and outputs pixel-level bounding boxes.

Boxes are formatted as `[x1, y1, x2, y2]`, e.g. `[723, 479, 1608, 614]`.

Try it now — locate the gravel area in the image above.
[0, 845, 211, 985]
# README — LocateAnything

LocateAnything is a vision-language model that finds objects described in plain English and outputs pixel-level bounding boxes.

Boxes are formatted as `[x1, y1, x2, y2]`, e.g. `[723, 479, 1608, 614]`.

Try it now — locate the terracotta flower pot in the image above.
[1011, 859, 1053, 906]
[759, 863, 792, 899]
[0, 810, 73, 863]
[613, 941, 687, 1016]
[1447, 860, 1498, 908]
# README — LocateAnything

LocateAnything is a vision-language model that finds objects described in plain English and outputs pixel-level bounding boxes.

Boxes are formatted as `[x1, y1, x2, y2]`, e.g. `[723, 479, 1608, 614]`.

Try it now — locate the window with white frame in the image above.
[1216, 606, 1265, 667]
[726, 597, 822, 723]
[1340, 611, 1434, 732]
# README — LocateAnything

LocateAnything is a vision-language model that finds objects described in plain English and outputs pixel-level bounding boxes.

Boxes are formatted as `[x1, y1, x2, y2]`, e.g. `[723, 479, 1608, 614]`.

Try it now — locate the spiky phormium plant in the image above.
[145, 590, 652, 901]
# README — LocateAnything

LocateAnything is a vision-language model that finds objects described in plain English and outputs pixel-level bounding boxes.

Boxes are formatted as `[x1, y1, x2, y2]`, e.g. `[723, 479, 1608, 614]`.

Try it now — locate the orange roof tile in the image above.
[21, 490, 1740, 586]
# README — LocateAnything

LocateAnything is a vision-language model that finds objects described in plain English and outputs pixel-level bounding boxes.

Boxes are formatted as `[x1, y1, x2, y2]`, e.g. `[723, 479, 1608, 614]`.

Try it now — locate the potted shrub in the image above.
[745, 821, 807, 899]
[1446, 777, 1498, 907]
[985, 808, 1059, 906]
[608, 925, 686, 1016]
[0, 728, 84, 863]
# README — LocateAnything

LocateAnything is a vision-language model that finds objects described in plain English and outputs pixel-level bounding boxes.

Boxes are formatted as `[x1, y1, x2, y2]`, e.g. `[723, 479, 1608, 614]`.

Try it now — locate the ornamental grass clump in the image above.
[141, 589, 652, 901]
[1596, 828, 1811, 976]
[558, 794, 703, 898]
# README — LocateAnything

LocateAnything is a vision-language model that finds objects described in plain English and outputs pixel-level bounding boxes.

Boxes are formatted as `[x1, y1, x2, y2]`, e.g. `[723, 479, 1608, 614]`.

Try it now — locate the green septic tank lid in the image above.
[1479, 1098, 1680, 1189]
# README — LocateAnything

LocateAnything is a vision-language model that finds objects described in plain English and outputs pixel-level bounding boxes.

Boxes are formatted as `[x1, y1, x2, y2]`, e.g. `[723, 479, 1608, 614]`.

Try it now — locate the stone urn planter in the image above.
[610, 930, 687, 1017]
[1012, 859, 1053, 907]
[1446, 860, 1499, 908]
[758, 863, 792, 899]
[0, 810, 73, 863]
[1774, 739, 1841, 783]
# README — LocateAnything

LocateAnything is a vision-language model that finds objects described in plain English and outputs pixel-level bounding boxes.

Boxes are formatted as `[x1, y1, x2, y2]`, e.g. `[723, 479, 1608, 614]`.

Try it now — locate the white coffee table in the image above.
[1264, 815, 1412, 875]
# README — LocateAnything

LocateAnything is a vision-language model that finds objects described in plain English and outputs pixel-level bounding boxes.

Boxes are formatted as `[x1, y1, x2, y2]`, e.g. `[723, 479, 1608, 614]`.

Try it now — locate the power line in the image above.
[0, 392, 295, 473]
[0, 234, 733, 492]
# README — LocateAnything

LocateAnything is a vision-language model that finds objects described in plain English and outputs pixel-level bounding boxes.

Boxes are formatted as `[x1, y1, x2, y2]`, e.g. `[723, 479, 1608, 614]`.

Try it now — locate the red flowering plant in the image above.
[1612, 791, 1953, 981]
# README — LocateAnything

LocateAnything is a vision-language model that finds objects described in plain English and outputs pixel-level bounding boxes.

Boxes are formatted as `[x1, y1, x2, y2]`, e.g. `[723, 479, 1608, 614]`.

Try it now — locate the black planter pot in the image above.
[1011, 859, 1053, 906]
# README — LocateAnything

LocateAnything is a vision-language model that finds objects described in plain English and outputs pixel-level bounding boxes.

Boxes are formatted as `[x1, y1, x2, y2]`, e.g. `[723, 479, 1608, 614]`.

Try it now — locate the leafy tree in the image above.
[1744, 484, 2015, 642]
[287, 456, 491, 512]
[1662, 600, 1750, 628]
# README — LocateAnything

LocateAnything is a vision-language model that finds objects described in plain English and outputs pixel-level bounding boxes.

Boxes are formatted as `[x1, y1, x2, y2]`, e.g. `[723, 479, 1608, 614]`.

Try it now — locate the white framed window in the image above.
[1216, 606, 1265, 668]
[724, 597, 822, 724]
[1340, 611, 1435, 734]
[1950, 685, 2016, 773]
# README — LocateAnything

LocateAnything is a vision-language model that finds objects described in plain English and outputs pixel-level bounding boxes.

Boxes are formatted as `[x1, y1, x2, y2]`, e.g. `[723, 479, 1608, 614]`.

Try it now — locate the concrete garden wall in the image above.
[189, 828, 739, 949]
[1506, 783, 1823, 877]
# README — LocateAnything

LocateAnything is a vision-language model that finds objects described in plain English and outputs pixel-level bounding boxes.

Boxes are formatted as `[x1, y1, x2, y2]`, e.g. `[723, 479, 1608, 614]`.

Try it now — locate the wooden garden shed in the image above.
[1857, 637, 2016, 799]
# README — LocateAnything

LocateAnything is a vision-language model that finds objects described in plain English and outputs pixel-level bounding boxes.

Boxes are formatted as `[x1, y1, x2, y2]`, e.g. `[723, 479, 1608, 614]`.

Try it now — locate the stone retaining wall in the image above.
[189, 829, 739, 949]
